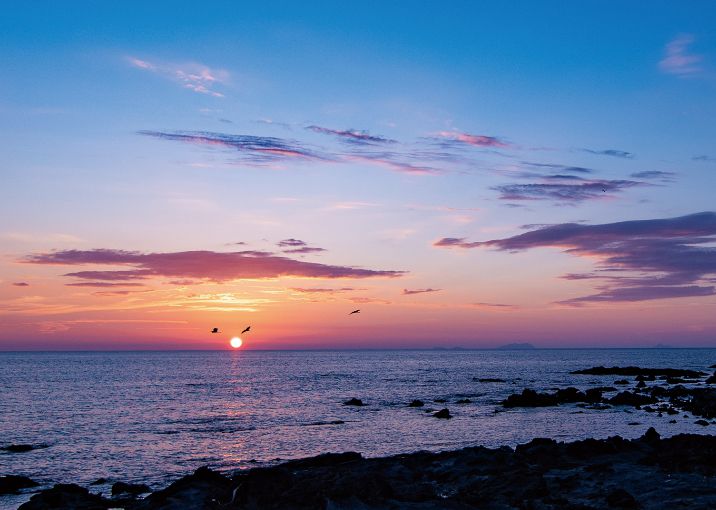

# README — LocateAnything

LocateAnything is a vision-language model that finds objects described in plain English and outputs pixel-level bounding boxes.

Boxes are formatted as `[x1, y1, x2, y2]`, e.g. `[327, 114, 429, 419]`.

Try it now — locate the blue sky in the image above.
[1, 2, 716, 348]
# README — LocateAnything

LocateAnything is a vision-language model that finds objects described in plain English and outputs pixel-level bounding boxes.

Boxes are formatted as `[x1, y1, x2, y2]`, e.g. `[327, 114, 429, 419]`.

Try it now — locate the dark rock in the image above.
[111, 481, 151, 496]
[0, 475, 39, 495]
[642, 427, 660, 443]
[572, 366, 704, 377]
[19, 484, 109, 509]
[134, 466, 232, 510]
[456, 398, 471, 404]
[628, 422, 641, 425]
[433, 408, 452, 419]
[695, 419, 709, 426]
[473, 377, 505, 382]
[434, 398, 447, 403]
[342, 398, 365, 406]
[606, 488, 639, 508]
[609, 391, 657, 407]
[1, 443, 48, 453]
[636, 380, 647, 388]
[89, 478, 107, 486]
[669, 419, 677, 423]
[615, 379, 630, 385]
[408, 399, 424, 407]
[706, 371, 716, 384]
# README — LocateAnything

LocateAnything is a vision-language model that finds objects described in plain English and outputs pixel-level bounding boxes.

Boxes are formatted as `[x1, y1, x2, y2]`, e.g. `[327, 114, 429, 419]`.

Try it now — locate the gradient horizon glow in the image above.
[2, 2, 716, 349]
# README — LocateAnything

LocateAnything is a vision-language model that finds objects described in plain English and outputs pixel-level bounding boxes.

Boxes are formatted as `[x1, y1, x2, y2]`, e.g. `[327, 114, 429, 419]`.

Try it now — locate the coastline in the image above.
[10, 428, 716, 509]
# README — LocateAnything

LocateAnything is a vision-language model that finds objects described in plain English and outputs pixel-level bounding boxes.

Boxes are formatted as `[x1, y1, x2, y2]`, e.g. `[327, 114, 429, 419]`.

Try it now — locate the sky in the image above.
[1, 1, 716, 349]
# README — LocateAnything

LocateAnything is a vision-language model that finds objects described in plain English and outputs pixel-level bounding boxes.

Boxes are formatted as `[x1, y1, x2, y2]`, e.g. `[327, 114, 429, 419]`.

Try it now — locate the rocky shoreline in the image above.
[5, 428, 716, 509]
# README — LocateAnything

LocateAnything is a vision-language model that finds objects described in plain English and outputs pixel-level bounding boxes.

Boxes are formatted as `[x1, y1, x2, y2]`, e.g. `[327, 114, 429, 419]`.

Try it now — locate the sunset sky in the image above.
[2, 2, 716, 349]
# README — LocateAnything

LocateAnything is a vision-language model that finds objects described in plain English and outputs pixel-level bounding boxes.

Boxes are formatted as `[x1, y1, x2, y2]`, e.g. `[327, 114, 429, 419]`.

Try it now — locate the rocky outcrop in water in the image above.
[0, 475, 38, 495]
[571, 366, 705, 378]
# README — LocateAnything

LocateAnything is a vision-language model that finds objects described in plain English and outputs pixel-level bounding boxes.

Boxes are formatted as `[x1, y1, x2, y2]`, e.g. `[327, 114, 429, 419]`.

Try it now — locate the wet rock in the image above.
[615, 379, 630, 385]
[473, 377, 505, 382]
[342, 398, 365, 406]
[433, 408, 452, 419]
[111, 481, 151, 496]
[572, 366, 704, 377]
[89, 478, 107, 486]
[434, 398, 447, 403]
[606, 488, 639, 508]
[1, 444, 49, 453]
[695, 419, 709, 426]
[407, 399, 424, 407]
[643, 427, 660, 443]
[456, 398, 471, 404]
[0, 475, 39, 495]
[19, 483, 109, 509]
[636, 380, 647, 388]
[706, 371, 716, 384]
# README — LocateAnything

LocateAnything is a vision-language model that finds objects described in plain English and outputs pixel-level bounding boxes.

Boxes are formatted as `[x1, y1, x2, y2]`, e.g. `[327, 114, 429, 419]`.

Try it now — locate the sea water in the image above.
[1, 349, 715, 508]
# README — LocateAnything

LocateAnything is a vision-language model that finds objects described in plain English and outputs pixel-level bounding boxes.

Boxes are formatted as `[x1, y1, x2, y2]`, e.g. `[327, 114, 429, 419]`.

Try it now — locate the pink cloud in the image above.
[12, 282, 30, 287]
[25, 248, 405, 282]
[659, 34, 703, 76]
[127, 56, 229, 97]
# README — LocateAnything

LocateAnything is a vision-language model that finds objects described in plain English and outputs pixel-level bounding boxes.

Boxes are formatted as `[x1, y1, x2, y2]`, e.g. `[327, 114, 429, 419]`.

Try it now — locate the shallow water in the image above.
[1, 349, 715, 508]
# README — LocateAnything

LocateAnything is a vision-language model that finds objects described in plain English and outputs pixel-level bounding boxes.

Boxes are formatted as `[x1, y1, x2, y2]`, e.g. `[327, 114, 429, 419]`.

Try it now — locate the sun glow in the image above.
[230, 337, 243, 349]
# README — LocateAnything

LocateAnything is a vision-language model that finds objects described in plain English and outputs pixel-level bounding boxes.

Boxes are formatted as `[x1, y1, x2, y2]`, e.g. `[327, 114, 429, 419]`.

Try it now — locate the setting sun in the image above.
[230, 337, 243, 349]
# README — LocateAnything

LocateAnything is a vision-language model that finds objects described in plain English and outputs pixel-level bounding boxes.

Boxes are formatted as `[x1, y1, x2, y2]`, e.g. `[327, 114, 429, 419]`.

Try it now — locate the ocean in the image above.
[1, 349, 715, 508]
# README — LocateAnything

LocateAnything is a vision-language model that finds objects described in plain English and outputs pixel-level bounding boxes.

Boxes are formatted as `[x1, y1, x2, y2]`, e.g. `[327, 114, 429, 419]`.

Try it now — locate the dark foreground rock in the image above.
[19, 484, 108, 510]
[20, 430, 716, 509]
[572, 366, 705, 378]
[0, 475, 38, 495]
[342, 398, 365, 406]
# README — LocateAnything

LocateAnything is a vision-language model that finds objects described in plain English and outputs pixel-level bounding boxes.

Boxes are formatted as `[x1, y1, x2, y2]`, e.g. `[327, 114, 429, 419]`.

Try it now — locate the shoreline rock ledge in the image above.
[17, 428, 716, 509]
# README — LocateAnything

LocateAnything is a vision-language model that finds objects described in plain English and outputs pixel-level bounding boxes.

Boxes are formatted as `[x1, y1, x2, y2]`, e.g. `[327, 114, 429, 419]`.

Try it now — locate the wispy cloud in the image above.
[306, 125, 395, 144]
[127, 56, 229, 97]
[659, 34, 703, 77]
[138, 131, 326, 164]
[470, 302, 518, 311]
[436, 212, 716, 304]
[290, 287, 360, 294]
[582, 148, 634, 159]
[693, 155, 716, 162]
[276, 239, 326, 254]
[434, 131, 510, 148]
[25, 248, 405, 282]
[12, 282, 30, 287]
[492, 175, 642, 203]
[521, 162, 594, 174]
[402, 288, 441, 295]
[630, 170, 676, 182]
[277, 238, 307, 248]
[66, 282, 146, 288]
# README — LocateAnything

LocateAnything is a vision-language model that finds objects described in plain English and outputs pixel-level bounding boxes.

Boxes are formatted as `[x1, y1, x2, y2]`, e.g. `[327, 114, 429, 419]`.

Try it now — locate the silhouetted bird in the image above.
[349, 309, 360, 315]
[241, 326, 251, 334]
[211, 327, 219, 333]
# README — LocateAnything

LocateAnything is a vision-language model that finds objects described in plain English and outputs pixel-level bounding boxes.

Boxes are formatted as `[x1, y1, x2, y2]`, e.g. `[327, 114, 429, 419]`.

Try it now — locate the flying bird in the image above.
[241, 326, 251, 334]
[349, 309, 360, 315]
[210, 327, 219, 333]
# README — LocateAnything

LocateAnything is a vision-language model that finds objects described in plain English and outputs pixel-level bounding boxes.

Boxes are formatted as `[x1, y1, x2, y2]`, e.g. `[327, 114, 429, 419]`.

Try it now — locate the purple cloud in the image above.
[12, 282, 30, 287]
[306, 125, 395, 144]
[435, 212, 716, 304]
[630, 170, 676, 182]
[138, 131, 326, 163]
[282, 247, 327, 254]
[434, 131, 510, 148]
[583, 148, 634, 159]
[25, 248, 405, 282]
[492, 176, 642, 202]
[277, 238, 307, 247]
[402, 288, 441, 295]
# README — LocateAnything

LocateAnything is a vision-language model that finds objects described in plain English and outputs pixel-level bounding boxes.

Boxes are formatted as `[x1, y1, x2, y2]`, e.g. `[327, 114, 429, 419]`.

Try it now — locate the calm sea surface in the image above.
[1, 349, 715, 508]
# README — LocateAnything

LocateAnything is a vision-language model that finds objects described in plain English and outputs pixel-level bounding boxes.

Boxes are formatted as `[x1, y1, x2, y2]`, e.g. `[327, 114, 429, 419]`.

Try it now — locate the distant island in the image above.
[496, 342, 537, 350]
